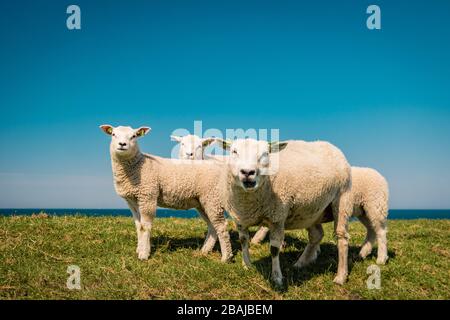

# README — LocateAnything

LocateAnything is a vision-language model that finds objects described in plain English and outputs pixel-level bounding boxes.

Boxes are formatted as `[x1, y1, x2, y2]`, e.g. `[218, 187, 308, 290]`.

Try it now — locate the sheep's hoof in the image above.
[293, 250, 319, 269]
[271, 274, 283, 288]
[200, 245, 215, 255]
[138, 251, 150, 260]
[293, 259, 308, 269]
[293, 257, 316, 269]
[242, 262, 253, 270]
[200, 249, 211, 256]
[333, 274, 347, 285]
[358, 252, 368, 259]
[376, 256, 388, 265]
[359, 246, 372, 259]
[221, 254, 233, 263]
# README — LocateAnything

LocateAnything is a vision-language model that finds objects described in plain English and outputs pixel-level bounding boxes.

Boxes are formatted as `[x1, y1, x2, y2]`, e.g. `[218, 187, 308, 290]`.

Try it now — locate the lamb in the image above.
[216, 138, 353, 286]
[100, 125, 233, 262]
[350, 167, 389, 264]
[171, 134, 227, 162]
[251, 167, 389, 264]
[171, 134, 216, 160]
[171, 134, 232, 255]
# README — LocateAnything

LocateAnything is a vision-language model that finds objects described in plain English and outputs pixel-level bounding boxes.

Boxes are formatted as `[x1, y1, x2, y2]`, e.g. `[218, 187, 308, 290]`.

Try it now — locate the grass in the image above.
[0, 214, 449, 300]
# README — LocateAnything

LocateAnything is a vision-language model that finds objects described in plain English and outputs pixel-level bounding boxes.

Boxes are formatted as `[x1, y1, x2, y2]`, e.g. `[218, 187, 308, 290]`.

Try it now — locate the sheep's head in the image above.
[100, 125, 151, 158]
[217, 138, 288, 191]
[171, 134, 216, 160]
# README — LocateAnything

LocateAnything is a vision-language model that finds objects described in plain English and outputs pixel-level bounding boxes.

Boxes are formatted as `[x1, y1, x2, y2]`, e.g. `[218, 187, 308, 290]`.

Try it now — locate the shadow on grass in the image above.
[149, 230, 243, 256]
[250, 234, 396, 291]
[146, 230, 395, 291]
[151, 235, 205, 252]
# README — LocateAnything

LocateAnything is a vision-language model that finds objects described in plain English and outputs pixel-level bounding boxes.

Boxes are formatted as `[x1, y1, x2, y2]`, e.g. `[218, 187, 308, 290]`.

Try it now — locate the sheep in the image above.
[216, 138, 353, 286]
[170, 134, 234, 257]
[99, 125, 233, 262]
[172, 134, 386, 267]
[172, 133, 387, 268]
[170, 134, 216, 160]
[171, 134, 232, 256]
[351, 167, 389, 263]
[251, 167, 389, 265]
[171, 134, 227, 163]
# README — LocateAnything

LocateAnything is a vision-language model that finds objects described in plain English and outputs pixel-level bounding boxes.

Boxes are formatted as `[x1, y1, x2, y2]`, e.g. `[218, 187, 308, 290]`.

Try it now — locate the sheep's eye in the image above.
[112, 133, 116, 137]
[131, 135, 136, 139]
[232, 149, 238, 155]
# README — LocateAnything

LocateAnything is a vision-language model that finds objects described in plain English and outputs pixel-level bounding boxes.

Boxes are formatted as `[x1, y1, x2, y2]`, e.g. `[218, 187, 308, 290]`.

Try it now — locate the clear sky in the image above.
[1, 0, 450, 209]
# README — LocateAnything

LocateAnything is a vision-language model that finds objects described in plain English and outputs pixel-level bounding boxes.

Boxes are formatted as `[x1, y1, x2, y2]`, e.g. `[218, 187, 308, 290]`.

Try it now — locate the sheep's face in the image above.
[217, 138, 288, 191]
[171, 134, 216, 160]
[100, 125, 151, 158]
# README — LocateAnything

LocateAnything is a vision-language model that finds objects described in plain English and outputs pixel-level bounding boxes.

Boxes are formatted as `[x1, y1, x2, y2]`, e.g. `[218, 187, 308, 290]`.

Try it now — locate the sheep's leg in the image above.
[293, 224, 324, 268]
[269, 222, 285, 287]
[137, 201, 156, 260]
[201, 225, 218, 255]
[252, 226, 287, 251]
[126, 199, 142, 254]
[197, 208, 218, 254]
[216, 222, 233, 262]
[332, 191, 351, 285]
[206, 207, 232, 262]
[357, 215, 376, 259]
[373, 219, 388, 265]
[251, 226, 269, 244]
[237, 224, 252, 268]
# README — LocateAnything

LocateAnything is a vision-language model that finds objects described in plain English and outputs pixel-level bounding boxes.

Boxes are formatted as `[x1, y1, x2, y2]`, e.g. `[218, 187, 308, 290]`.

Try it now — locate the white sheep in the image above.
[172, 134, 389, 266]
[216, 138, 353, 286]
[100, 125, 233, 262]
[171, 134, 216, 160]
[170, 134, 226, 256]
[351, 167, 389, 264]
[251, 167, 389, 264]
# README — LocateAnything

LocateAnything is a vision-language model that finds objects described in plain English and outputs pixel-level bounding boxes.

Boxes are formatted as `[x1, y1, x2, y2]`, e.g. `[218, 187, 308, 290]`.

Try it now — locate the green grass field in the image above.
[0, 214, 449, 299]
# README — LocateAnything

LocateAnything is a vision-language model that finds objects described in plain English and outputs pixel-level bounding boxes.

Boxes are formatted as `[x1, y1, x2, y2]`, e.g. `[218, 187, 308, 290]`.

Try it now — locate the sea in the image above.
[0, 209, 449, 219]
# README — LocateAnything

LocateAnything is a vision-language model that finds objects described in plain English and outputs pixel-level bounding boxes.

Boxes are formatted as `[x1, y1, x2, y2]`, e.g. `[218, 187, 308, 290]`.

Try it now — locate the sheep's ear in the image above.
[100, 124, 114, 136]
[268, 141, 288, 153]
[171, 135, 183, 143]
[136, 127, 151, 137]
[202, 137, 216, 148]
[215, 138, 232, 151]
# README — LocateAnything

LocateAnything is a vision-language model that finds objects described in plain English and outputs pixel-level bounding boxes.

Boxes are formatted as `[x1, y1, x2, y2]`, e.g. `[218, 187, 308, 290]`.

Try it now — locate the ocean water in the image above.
[0, 209, 449, 219]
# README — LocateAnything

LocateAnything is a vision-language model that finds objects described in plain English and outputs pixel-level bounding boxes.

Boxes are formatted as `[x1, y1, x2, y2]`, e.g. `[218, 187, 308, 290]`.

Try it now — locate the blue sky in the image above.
[1, 0, 450, 209]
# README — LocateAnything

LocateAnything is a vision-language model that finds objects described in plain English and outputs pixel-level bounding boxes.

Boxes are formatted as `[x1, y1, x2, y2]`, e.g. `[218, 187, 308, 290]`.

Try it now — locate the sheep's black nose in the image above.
[240, 169, 256, 177]
[119, 142, 127, 147]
